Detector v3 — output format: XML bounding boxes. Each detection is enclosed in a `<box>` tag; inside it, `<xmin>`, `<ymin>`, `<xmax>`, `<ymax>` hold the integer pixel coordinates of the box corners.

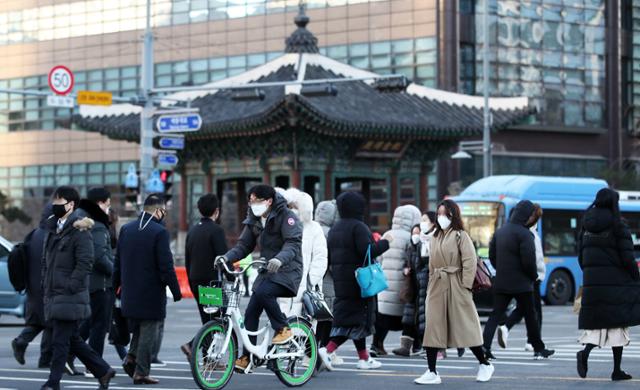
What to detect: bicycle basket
<box><xmin>198</xmin><ymin>281</ymin><xmax>240</xmax><ymax>311</ymax></box>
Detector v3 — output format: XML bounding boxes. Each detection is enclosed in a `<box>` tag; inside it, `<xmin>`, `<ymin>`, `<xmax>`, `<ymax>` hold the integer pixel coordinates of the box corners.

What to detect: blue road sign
<box><xmin>157</xmin><ymin>113</ymin><xmax>202</xmax><ymax>133</ymax></box>
<box><xmin>158</xmin><ymin>153</ymin><xmax>179</xmax><ymax>166</ymax></box>
<box><xmin>159</xmin><ymin>137</ymin><xmax>185</xmax><ymax>150</ymax></box>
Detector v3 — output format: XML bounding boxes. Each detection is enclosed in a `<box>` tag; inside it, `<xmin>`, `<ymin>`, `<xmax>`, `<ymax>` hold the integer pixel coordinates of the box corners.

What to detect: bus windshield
<box><xmin>459</xmin><ymin>202</ymin><xmax>504</xmax><ymax>258</ymax></box>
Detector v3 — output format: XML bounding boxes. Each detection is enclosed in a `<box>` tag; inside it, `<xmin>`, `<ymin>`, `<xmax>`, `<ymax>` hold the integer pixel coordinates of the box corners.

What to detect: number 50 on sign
<box><xmin>48</xmin><ymin>65</ymin><xmax>74</xmax><ymax>96</ymax></box>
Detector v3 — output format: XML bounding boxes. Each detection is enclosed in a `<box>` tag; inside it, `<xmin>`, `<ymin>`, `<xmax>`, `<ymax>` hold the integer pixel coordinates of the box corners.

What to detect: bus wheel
<box><xmin>544</xmin><ymin>270</ymin><xmax>574</xmax><ymax>306</ymax></box>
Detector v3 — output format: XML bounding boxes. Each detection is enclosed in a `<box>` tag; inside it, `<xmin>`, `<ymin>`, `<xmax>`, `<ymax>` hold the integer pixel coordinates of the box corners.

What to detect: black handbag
<box><xmin>302</xmin><ymin>276</ymin><xmax>333</xmax><ymax>321</ymax></box>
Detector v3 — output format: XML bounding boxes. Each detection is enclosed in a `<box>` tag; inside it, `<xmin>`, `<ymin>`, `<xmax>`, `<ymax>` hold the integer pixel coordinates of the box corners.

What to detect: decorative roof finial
<box><xmin>285</xmin><ymin>1</ymin><xmax>319</xmax><ymax>53</ymax></box>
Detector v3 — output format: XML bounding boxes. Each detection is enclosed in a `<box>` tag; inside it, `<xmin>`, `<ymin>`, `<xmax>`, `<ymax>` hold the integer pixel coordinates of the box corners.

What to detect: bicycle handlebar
<box><xmin>215</xmin><ymin>257</ymin><xmax>267</xmax><ymax>275</ymax></box>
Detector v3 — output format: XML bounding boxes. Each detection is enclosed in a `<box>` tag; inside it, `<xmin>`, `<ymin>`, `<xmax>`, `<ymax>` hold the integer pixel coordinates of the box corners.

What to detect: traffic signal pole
<box><xmin>139</xmin><ymin>0</ymin><xmax>155</xmax><ymax>201</ymax></box>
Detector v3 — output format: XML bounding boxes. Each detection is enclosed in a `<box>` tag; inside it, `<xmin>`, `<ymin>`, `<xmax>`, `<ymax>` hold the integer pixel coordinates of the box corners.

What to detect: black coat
<box><xmin>225</xmin><ymin>193</ymin><xmax>303</xmax><ymax>297</ymax></box>
<box><xmin>489</xmin><ymin>200</ymin><xmax>537</xmax><ymax>294</ymax></box>
<box><xmin>578</xmin><ymin>207</ymin><xmax>640</xmax><ymax>330</ymax></box>
<box><xmin>328</xmin><ymin>192</ymin><xmax>390</xmax><ymax>327</ymax></box>
<box><xmin>78</xmin><ymin>200</ymin><xmax>113</xmax><ymax>293</ymax></box>
<box><xmin>24</xmin><ymin>227</ymin><xmax>45</xmax><ymax>326</ymax></box>
<box><xmin>114</xmin><ymin>215</ymin><xmax>181</xmax><ymax>321</ymax></box>
<box><xmin>401</xmin><ymin>242</ymin><xmax>428</xmax><ymax>334</ymax></box>
<box><xmin>42</xmin><ymin>210</ymin><xmax>94</xmax><ymax>322</ymax></box>
<box><xmin>185</xmin><ymin>218</ymin><xmax>228</xmax><ymax>283</ymax></box>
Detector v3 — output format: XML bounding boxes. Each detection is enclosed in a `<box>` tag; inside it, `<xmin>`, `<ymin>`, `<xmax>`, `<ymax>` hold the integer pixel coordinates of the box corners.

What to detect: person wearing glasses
<box><xmin>217</xmin><ymin>184</ymin><xmax>303</xmax><ymax>372</ymax></box>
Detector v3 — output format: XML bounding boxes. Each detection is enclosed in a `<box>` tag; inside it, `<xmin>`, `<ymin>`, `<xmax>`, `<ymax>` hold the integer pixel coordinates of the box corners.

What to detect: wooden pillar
<box><xmin>390</xmin><ymin>169</ymin><xmax>398</xmax><ymax>212</ymax></box>
<box><xmin>291</xmin><ymin>169</ymin><xmax>301</xmax><ymax>188</ymax></box>
<box><xmin>205</xmin><ymin>174</ymin><xmax>213</xmax><ymax>193</ymax></box>
<box><xmin>324</xmin><ymin>166</ymin><xmax>333</xmax><ymax>200</ymax></box>
<box><xmin>420</xmin><ymin>164</ymin><xmax>429</xmax><ymax>212</ymax></box>
<box><xmin>179</xmin><ymin>172</ymin><xmax>188</xmax><ymax>231</ymax></box>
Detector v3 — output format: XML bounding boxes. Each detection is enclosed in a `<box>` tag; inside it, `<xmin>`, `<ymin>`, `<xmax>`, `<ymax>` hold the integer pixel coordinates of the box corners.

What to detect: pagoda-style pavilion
<box><xmin>74</xmin><ymin>9</ymin><xmax>532</xmax><ymax>237</ymax></box>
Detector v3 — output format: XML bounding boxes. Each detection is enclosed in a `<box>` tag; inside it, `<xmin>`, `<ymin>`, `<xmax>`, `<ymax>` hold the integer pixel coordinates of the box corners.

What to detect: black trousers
<box><xmin>46</xmin><ymin>319</ymin><xmax>110</xmax><ymax>389</ymax></box>
<box><xmin>373</xmin><ymin>313</ymin><xmax>402</xmax><ymax>345</ymax></box>
<box><xmin>504</xmin><ymin>281</ymin><xmax>543</xmax><ymax>343</ymax></box>
<box><xmin>79</xmin><ymin>288</ymin><xmax>113</xmax><ymax>357</ymax></box>
<box><xmin>243</xmin><ymin>280</ymin><xmax>289</xmax><ymax>356</ymax></box>
<box><xmin>15</xmin><ymin>324</ymin><xmax>52</xmax><ymax>365</ymax></box>
<box><xmin>483</xmin><ymin>291</ymin><xmax>545</xmax><ymax>352</ymax></box>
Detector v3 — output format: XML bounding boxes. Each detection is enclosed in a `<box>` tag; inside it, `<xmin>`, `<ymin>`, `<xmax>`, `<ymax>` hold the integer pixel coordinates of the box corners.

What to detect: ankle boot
<box><xmin>392</xmin><ymin>336</ymin><xmax>414</xmax><ymax>357</ymax></box>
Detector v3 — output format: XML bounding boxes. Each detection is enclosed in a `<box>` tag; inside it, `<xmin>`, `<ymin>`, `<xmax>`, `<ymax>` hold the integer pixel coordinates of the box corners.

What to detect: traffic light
<box><xmin>160</xmin><ymin>170</ymin><xmax>174</xmax><ymax>203</ymax></box>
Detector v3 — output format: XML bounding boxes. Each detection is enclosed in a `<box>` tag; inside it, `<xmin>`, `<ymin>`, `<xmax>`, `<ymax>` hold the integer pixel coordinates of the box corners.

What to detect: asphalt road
<box><xmin>0</xmin><ymin>299</ymin><xmax>638</xmax><ymax>390</ymax></box>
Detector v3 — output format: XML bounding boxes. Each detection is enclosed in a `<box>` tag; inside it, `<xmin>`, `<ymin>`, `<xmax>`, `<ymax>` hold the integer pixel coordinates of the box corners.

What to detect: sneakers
<box><xmin>497</xmin><ymin>325</ymin><xmax>509</xmax><ymax>349</ymax></box>
<box><xmin>611</xmin><ymin>370</ymin><xmax>633</xmax><ymax>381</ymax></box>
<box><xmin>484</xmin><ymin>349</ymin><xmax>497</xmax><ymax>361</ymax></box>
<box><xmin>64</xmin><ymin>358</ymin><xmax>82</xmax><ymax>376</ymax></box>
<box><xmin>318</xmin><ymin>347</ymin><xmax>334</xmax><ymax>371</ymax></box>
<box><xmin>234</xmin><ymin>355</ymin><xmax>251</xmax><ymax>372</ymax></box>
<box><xmin>330</xmin><ymin>352</ymin><xmax>344</xmax><ymax>366</ymax></box>
<box><xmin>272</xmin><ymin>327</ymin><xmax>293</xmax><ymax>345</ymax></box>
<box><xmin>356</xmin><ymin>357</ymin><xmax>382</xmax><ymax>370</ymax></box>
<box><xmin>414</xmin><ymin>370</ymin><xmax>442</xmax><ymax>385</ymax></box>
<box><xmin>369</xmin><ymin>343</ymin><xmax>388</xmax><ymax>357</ymax></box>
<box><xmin>524</xmin><ymin>343</ymin><xmax>534</xmax><ymax>352</ymax></box>
<box><xmin>533</xmin><ymin>349</ymin><xmax>555</xmax><ymax>360</ymax></box>
<box><xmin>11</xmin><ymin>339</ymin><xmax>26</xmax><ymax>365</ymax></box>
<box><xmin>476</xmin><ymin>363</ymin><xmax>495</xmax><ymax>382</ymax></box>
<box><xmin>576</xmin><ymin>350</ymin><xmax>588</xmax><ymax>378</ymax></box>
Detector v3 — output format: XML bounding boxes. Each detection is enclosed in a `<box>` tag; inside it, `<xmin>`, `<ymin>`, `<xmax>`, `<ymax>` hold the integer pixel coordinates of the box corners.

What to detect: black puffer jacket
<box><xmin>42</xmin><ymin>210</ymin><xmax>94</xmax><ymax>322</ymax></box>
<box><xmin>24</xmin><ymin>205</ymin><xmax>51</xmax><ymax>326</ymax></box>
<box><xmin>489</xmin><ymin>200</ymin><xmax>537</xmax><ymax>294</ymax></box>
<box><xmin>225</xmin><ymin>193</ymin><xmax>303</xmax><ymax>297</ymax></box>
<box><xmin>78</xmin><ymin>199</ymin><xmax>113</xmax><ymax>293</ymax></box>
<box><xmin>401</xmin><ymin>242</ymin><xmax>428</xmax><ymax>334</ymax></box>
<box><xmin>328</xmin><ymin>192</ymin><xmax>390</xmax><ymax>327</ymax></box>
<box><xmin>578</xmin><ymin>207</ymin><xmax>640</xmax><ymax>330</ymax></box>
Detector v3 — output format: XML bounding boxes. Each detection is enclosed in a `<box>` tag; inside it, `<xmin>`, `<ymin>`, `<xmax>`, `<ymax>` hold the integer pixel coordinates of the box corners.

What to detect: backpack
<box><xmin>7</xmin><ymin>230</ymin><xmax>34</xmax><ymax>292</ymax></box>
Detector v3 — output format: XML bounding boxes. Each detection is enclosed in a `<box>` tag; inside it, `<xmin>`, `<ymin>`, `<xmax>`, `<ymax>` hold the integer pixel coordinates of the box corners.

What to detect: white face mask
<box><xmin>251</xmin><ymin>202</ymin><xmax>269</xmax><ymax>217</ymax></box>
<box><xmin>411</xmin><ymin>234</ymin><xmax>421</xmax><ymax>245</ymax></box>
<box><xmin>420</xmin><ymin>222</ymin><xmax>433</xmax><ymax>234</ymax></box>
<box><xmin>437</xmin><ymin>215</ymin><xmax>452</xmax><ymax>230</ymax></box>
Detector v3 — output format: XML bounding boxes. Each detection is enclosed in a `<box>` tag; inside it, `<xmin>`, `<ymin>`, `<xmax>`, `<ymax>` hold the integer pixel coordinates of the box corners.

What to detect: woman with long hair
<box><xmin>415</xmin><ymin>200</ymin><xmax>493</xmax><ymax>385</ymax></box>
<box><xmin>576</xmin><ymin>188</ymin><xmax>640</xmax><ymax>381</ymax></box>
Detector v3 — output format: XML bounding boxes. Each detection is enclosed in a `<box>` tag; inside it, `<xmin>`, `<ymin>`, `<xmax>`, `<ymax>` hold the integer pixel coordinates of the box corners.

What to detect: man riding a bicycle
<box><xmin>217</xmin><ymin>184</ymin><xmax>303</xmax><ymax>372</ymax></box>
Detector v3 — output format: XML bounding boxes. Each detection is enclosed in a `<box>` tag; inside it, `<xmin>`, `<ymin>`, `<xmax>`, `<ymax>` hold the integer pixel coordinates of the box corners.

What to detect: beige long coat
<box><xmin>423</xmin><ymin>228</ymin><xmax>483</xmax><ymax>348</ymax></box>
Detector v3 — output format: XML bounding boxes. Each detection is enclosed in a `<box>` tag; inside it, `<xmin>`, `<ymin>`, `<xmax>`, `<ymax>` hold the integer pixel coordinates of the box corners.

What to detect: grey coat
<box><xmin>42</xmin><ymin>210</ymin><xmax>94</xmax><ymax>322</ymax></box>
<box><xmin>315</xmin><ymin>200</ymin><xmax>339</xmax><ymax>310</ymax></box>
<box><xmin>225</xmin><ymin>193</ymin><xmax>303</xmax><ymax>297</ymax></box>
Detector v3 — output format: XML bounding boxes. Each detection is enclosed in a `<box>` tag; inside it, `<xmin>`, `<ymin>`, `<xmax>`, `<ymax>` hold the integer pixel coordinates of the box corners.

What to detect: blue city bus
<box><xmin>452</xmin><ymin>175</ymin><xmax>640</xmax><ymax>309</ymax></box>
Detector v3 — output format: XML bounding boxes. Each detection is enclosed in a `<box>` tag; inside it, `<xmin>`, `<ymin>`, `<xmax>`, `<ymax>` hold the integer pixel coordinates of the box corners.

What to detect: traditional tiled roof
<box><xmin>73</xmin><ymin>11</ymin><xmax>533</xmax><ymax>143</ymax></box>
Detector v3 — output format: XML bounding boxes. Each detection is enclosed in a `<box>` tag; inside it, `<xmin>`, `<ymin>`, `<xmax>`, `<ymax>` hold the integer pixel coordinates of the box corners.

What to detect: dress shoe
<box><xmin>122</xmin><ymin>357</ymin><xmax>136</xmax><ymax>378</ymax></box>
<box><xmin>180</xmin><ymin>343</ymin><xmax>192</xmax><ymax>359</ymax></box>
<box><xmin>98</xmin><ymin>368</ymin><xmax>116</xmax><ymax>389</ymax></box>
<box><xmin>11</xmin><ymin>338</ymin><xmax>26</xmax><ymax>365</ymax></box>
<box><xmin>133</xmin><ymin>374</ymin><xmax>160</xmax><ymax>385</ymax></box>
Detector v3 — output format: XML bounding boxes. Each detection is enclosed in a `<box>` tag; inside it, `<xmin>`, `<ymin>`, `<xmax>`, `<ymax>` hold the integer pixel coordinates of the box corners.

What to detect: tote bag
<box><xmin>355</xmin><ymin>244</ymin><xmax>388</xmax><ymax>298</ymax></box>
<box><xmin>302</xmin><ymin>275</ymin><xmax>334</xmax><ymax>321</ymax></box>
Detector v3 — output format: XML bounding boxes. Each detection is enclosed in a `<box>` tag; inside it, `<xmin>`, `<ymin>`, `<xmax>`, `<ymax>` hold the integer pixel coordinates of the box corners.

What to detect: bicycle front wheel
<box><xmin>190</xmin><ymin>320</ymin><xmax>237</xmax><ymax>390</ymax></box>
<box><xmin>274</xmin><ymin>318</ymin><xmax>318</xmax><ymax>387</ymax></box>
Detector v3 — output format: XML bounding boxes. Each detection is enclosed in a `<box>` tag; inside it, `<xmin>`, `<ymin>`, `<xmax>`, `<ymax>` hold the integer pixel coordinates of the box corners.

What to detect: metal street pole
<box><xmin>140</xmin><ymin>0</ymin><xmax>154</xmax><ymax>201</ymax></box>
<box><xmin>482</xmin><ymin>0</ymin><xmax>492</xmax><ymax>177</ymax></box>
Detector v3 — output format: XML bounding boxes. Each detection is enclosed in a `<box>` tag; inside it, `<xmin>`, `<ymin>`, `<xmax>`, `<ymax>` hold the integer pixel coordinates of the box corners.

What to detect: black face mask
<box><xmin>52</xmin><ymin>203</ymin><xmax>69</xmax><ymax>219</ymax></box>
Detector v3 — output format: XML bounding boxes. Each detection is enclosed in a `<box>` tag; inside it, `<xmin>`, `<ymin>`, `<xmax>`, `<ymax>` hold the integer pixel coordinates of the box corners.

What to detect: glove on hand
<box><xmin>267</xmin><ymin>258</ymin><xmax>282</xmax><ymax>273</ymax></box>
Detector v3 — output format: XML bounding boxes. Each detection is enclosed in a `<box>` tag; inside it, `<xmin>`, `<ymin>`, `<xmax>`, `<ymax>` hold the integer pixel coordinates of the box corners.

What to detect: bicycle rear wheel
<box><xmin>274</xmin><ymin>318</ymin><xmax>318</xmax><ymax>387</ymax></box>
<box><xmin>190</xmin><ymin>320</ymin><xmax>237</xmax><ymax>390</ymax></box>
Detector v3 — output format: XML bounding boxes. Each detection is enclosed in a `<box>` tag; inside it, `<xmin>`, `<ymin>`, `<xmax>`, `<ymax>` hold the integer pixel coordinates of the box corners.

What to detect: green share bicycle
<box><xmin>189</xmin><ymin>258</ymin><xmax>318</xmax><ymax>389</ymax></box>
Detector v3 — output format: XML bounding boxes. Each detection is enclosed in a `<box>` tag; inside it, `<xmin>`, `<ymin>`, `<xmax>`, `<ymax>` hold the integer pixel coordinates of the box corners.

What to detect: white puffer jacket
<box><xmin>377</xmin><ymin>204</ymin><xmax>422</xmax><ymax>317</ymax></box>
<box><xmin>278</xmin><ymin>188</ymin><xmax>328</xmax><ymax>317</ymax></box>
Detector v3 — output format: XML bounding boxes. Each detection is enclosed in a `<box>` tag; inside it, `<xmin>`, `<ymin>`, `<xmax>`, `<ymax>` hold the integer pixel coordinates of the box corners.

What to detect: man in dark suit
<box><xmin>114</xmin><ymin>194</ymin><xmax>182</xmax><ymax>385</ymax></box>
<box><xmin>180</xmin><ymin>194</ymin><xmax>227</xmax><ymax>359</ymax></box>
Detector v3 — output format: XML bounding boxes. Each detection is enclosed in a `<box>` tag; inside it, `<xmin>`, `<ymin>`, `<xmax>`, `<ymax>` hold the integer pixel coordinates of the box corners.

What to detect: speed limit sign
<box><xmin>48</xmin><ymin>65</ymin><xmax>74</xmax><ymax>95</ymax></box>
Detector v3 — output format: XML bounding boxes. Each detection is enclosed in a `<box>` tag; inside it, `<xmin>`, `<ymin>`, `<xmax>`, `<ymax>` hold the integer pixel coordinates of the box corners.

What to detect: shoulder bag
<box><xmin>302</xmin><ymin>275</ymin><xmax>333</xmax><ymax>321</ymax></box>
<box><xmin>355</xmin><ymin>244</ymin><xmax>389</xmax><ymax>298</ymax></box>
<box><xmin>456</xmin><ymin>231</ymin><xmax>492</xmax><ymax>293</ymax></box>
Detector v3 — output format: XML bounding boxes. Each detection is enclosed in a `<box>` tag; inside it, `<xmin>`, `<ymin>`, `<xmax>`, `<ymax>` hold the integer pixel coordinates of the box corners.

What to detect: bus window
<box><xmin>542</xmin><ymin>210</ymin><xmax>583</xmax><ymax>256</ymax></box>
<box><xmin>621</xmin><ymin>212</ymin><xmax>640</xmax><ymax>258</ymax></box>
<box><xmin>459</xmin><ymin>202</ymin><xmax>504</xmax><ymax>258</ymax></box>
